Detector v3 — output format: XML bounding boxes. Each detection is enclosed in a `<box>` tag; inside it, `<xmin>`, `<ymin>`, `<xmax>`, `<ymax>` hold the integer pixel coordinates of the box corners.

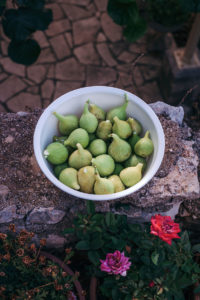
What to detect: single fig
<box><xmin>54</xmin><ymin>162</ymin><xmax>68</xmax><ymax>178</ymax></box>
<box><xmin>108</xmin><ymin>133</ymin><xmax>131</xmax><ymax>162</ymax></box>
<box><xmin>106</xmin><ymin>93</ymin><xmax>129</xmax><ymax>123</ymax></box>
<box><xmin>68</xmin><ymin>143</ymin><xmax>92</xmax><ymax>169</ymax></box>
<box><xmin>124</xmin><ymin>154</ymin><xmax>147</xmax><ymax>172</ymax></box>
<box><xmin>127</xmin><ymin>117</ymin><xmax>142</xmax><ymax>135</ymax></box>
<box><xmin>53</xmin><ymin>112</ymin><xmax>78</xmax><ymax>135</ymax></box>
<box><xmin>134</xmin><ymin>131</ymin><xmax>154</xmax><ymax>157</ymax></box>
<box><xmin>109</xmin><ymin>175</ymin><xmax>125</xmax><ymax>192</ymax></box>
<box><xmin>44</xmin><ymin>142</ymin><xmax>68</xmax><ymax>165</ymax></box>
<box><xmin>77</xmin><ymin>166</ymin><xmax>95</xmax><ymax>194</ymax></box>
<box><xmin>89</xmin><ymin>139</ymin><xmax>107</xmax><ymax>157</ymax></box>
<box><xmin>59</xmin><ymin>168</ymin><xmax>80</xmax><ymax>190</ymax></box>
<box><xmin>64</xmin><ymin>128</ymin><xmax>89</xmax><ymax>149</ymax></box>
<box><xmin>96</xmin><ymin>120</ymin><xmax>112</xmax><ymax>140</ymax></box>
<box><xmin>120</xmin><ymin>163</ymin><xmax>143</xmax><ymax>187</ymax></box>
<box><xmin>79</xmin><ymin>101</ymin><xmax>98</xmax><ymax>133</ymax></box>
<box><xmin>92</xmin><ymin>154</ymin><xmax>115</xmax><ymax>177</ymax></box>
<box><xmin>112</xmin><ymin>116</ymin><xmax>132</xmax><ymax>139</ymax></box>
<box><xmin>88</xmin><ymin>101</ymin><xmax>106</xmax><ymax>122</ymax></box>
<box><xmin>94</xmin><ymin>172</ymin><xmax>114</xmax><ymax>195</ymax></box>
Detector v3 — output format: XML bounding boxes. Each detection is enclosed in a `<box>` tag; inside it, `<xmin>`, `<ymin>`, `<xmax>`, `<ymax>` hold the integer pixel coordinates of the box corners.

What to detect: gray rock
<box><xmin>46</xmin><ymin>234</ymin><xmax>67</xmax><ymax>249</ymax></box>
<box><xmin>150</xmin><ymin>101</ymin><xmax>184</xmax><ymax>125</ymax></box>
<box><xmin>0</xmin><ymin>205</ymin><xmax>25</xmax><ymax>223</ymax></box>
<box><xmin>26</xmin><ymin>207</ymin><xmax>66</xmax><ymax>225</ymax></box>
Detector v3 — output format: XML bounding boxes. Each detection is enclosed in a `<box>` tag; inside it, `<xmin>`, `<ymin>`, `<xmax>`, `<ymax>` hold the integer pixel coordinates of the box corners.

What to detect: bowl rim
<box><xmin>33</xmin><ymin>86</ymin><xmax>165</xmax><ymax>201</ymax></box>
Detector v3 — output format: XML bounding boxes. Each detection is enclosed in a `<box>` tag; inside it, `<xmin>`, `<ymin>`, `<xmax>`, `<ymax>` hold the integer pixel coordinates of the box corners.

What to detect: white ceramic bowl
<box><xmin>33</xmin><ymin>86</ymin><xmax>165</xmax><ymax>201</ymax></box>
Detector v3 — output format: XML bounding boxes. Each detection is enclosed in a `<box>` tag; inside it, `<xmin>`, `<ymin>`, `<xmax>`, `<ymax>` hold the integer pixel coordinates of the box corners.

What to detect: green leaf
<box><xmin>16</xmin><ymin>0</ymin><xmax>45</xmax><ymax>9</ymax></box>
<box><xmin>123</xmin><ymin>17</ymin><xmax>147</xmax><ymax>42</ymax></box>
<box><xmin>86</xmin><ymin>200</ymin><xmax>95</xmax><ymax>214</ymax></box>
<box><xmin>76</xmin><ymin>240</ymin><xmax>90</xmax><ymax>250</ymax></box>
<box><xmin>105</xmin><ymin>212</ymin><xmax>116</xmax><ymax>227</ymax></box>
<box><xmin>8</xmin><ymin>39</ymin><xmax>41</xmax><ymax>65</ymax></box>
<box><xmin>194</xmin><ymin>284</ymin><xmax>200</xmax><ymax>294</ymax></box>
<box><xmin>112</xmin><ymin>288</ymin><xmax>120</xmax><ymax>300</ymax></box>
<box><xmin>151</xmin><ymin>252</ymin><xmax>159</xmax><ymax>265</ymax></box>
<box><xmin>179</xmin><ymin>0</ymin><xmax>200</xmax><ymax>12</ymax></box>
<box><xmin>90</xmin><ymin>237</ymin><xmax>104</xmax><ymax>250</ymax></box>
<box><xmin>107</xmin><ymin>0</ymin><xmax>139</xmax><ymax>25</ymax></box>
<box><xmin>88</xmin><ymin>251</ymin><xmax>100</xmax><ymax>266</ymax></box>
<box><xmin>63</xmin><ymin>227</ymin><xmax>75</xmax><ymax>234</ymax></box>
<box><xmin>192</xmin><ymin>244</ymin><xmax>200</xmax><ymax>253</ymax></box>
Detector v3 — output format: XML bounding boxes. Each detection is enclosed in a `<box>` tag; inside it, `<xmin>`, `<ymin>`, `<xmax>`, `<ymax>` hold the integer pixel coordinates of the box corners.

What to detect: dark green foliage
<box><xmin>179</xmin><ymin>0</ymin><xmax>200</xmax><ymax>12</ymax></box>
<box><xmin>64</xmin><ymin>203</ymin><xmax>200</xmax><ymax>299</ymax></box>
<box><xmin>8</xmin><ymin>39</ymin><xmax>41</xmax><ymax>65</ymax></box>
<box><xmin>0</xmin><ymin>0</ymin><xmax>6</xmax><ymax>15</ymax></box>
<box><xmin>16</xmin><ymin>0</ymin><xmax>45</xmax><ymax>9</ymax></box>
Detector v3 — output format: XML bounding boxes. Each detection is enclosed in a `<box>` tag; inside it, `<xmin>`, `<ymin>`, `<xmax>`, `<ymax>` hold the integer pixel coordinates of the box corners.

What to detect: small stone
<box><xmin>41</xmin><ymin>79</ymin><xmax>54</xmax><ymax>99</ymax></box>
<box><xmin>0</xmin><ymin>185</ymin><xmax>9</xmax><ymax>198</ymax></box>
<box><xmin>27</xmin><ymin>65</ymin><xmax>46</xmax><ymax>83</ymax></box>
<box><xmin>49</xmin><ymin>34</ymin><xmax>71</xmax><ymax>60</ymax></box>
<box><xmin>46</xmin><ymin>234</ymin><xmax>66</xmax><ymax>249</ymax></box>
<box><xmin>73</xmin><ymin>17</ymin><xmax>100</xmax><ymax>45</ymax></box>
<box><xmin>0</xmin><ymin>205</ymin><xmax>24</xmax><ymax>223</ymax></box>
<box><xmin>5</xmin><ymin>135</ymin><xmax>14</xmax><ymax>143</ymax></box>
<box><xmin>46</xmin><ymin>3</ymin><xmax>64</xmax><ymax>20</ymax></box>
<box><xmin>109</xmin><ymin>42</ymin><xmax>127</xmax><ymax>56</ymax></box>
<box><xmin>58</xmin><ymin>0</ymin><xmax>90</xmax><ymax>6</ymax></box>
<box><xmin>27</xmin><ymin>86</ymin><xmax>39</xmax><ymax>94</ymax></box>
<box><xmin>118</xmin><ymin>51</ymin><xmax>137</xmax><ymax>63</ymax></box>
<box><xmin>150</xmin><ymin>102</ymin><xmax>184</xmax><ymax>125</ymax></box>
<box><xmin>132</xmin><ymin>66</ymin><xmax>144</xmax><ymax>86</ymax></box>
<box><xmin>1</xmin><ymin>40</ymin><xmax>8</xmax><ymax>55</ymax></box>
<box><xmin>0</xmin><ymin>76</ymin><xmax>27</xmax><ymax>102</ymax></box>
<box><xmin>47</xmin><ymin>64</ymin><xmax>55</xmax><ymax>78</ymax></box>
<box><xmin>86</xmin><ymin>66</ymin><xmax>117</xmax><ymax>85</ymax></box>
<box><xmin>140</xmin><ymin>66</ymin><xmax>159</xmax><ymax>81</ymax></box>
<box><xmin>129</xmin><ymin>43</ymin><xmax>144</xmax><ymax>54</ymax></box>
<box><xmin>0</xmin><ymin>104</ymin><xmax>6</xmax><ymax>112</ymax></box>
<box><xmin>46</xmin><ymin>19</ymin><xmax>71</xmax><ymax>37</ymax></box>
<box><xmin>137</xmin><ymin>54</ymin><xmax>162</xmax><ymax>67</ymax></box>
<box><xmin>7</xmin><ymin>93</ymin><xmax>41</xmax><ymax>112</ymax></box>
<box><xmin>61</xmin><ymin>4</ymin><xmax>93</xmax><ymax>21</ymax></box>
<box><xmin>22</xmin><ymin>78</ymin><xmax>35</xmax><ymax>86</ymax></box>
<box><xmin>95</xmin><ymin>0</ymin><xmax>107</xmax><ymax>11</ymax></box>
<box><xmin>101</xmin><ymin>13</ymin><xmax>122</xmax><ymax>42</ymax></box>
<box><xmin>54</xmin><ymin>81</ymin><xmax>83</xmax><ymax>99</ymax></box>
<box><xmin>96</xmin><ymin>43</ymin><xmax>117</xmax><ymax>66</ymax></box>
<box><xmin>0</xmin><ymin>58</ymin><xmax>25</xmax><ymax>77</ymax></box>
<box><xmin>36</xmin><ymin>48</ymin><xmax>56</xmax><ymax>63</ymax></box>
<box><xmin>43</xmin><ymin>99</ymin><xmax>51</xmax><ymax>108</ymax></box>
<box><xmin>0</xmin><ymin>73</ymin><xmax>8</xmax><ymax>82</ymax></box>
<box><xmin>30</xmin><ymin>154</ymin><xmax>42</xmax><ymax>175</ymax></box>
<box><xmin>74</xmin><ymin>43</ymin><xmax>100</xmax><ymax>65</ymax></box>
<box><xmin>118</xmin><ymin>72</ymin><xmax>133</xmax><ymax>87</ymax></box>
<box><xmin>55</xmin><ymin>58</ymin><xmax>85</xmax><ymax>81</ymax></box>
<box><xmin>65</xmin><ymin>32</ymin><xmax>73</xmax><ymax>48</ymax></box>
<box><xmin>33</xmin><ymin>31</ymin><xmax>49</xmax><ymax>48</ymax></box>
<box><xmin>97</xmin><ymin>32</ymin><xmax>107</xmax><ymax>42</ymax></box>
<box><xmin>137</xmin><ymin>81</ymin><xmax>162</xmax><ymax>104</ymax></box>
<box><xmin>26</xmin><ymin>207</ymin><xmax>65</xmax><ymax>225</ymax></box>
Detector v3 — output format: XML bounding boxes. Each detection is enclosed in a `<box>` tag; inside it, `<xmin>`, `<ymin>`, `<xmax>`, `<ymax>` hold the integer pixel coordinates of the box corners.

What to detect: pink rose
<box><xmin>100</xmin><ymin>250</ymin><xmax>131</xmax><ymax>276</ymax></box>
<box><xmin>149</xmin><ymin>281</ymin><xmax>155</xmax><ymax>287</ymax></box>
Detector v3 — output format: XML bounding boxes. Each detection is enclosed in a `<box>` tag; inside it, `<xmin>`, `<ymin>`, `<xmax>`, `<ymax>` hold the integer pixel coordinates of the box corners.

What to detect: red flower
<box><xmin>150</xmin><ymin>214</ymin><xmax>181</xmax><ymax>245</ymax></box>
<box><xmin>149</xmin><ymin>281</ymin><xmax>155</xmax><ymax>287</ymax></box>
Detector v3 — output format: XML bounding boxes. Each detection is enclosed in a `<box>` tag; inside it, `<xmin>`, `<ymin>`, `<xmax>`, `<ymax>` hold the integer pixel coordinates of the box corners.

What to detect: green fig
<box><xmin>53</xmin><ymin>135</ymin><xmax>67</xmax><ymax>144</ymax></box>
<box><xmin>108</xmin><ymin>175</ymin><xmax>125</xmax><ymax>192</ymax></box>
<box><xmin>134</xmin><ymin>131</ymin><xmax>154</xmax><ymax>157</ymax></box>
<box><xmin>96</xmin><ymin>120</ymin><xmax>112</xmax><ymax>140</ymax></box>
<box><xmin>89</xmin><ymin>139</ymin><xmax>107</xmax><ymax>157</ymax></box>
<box><xmin>77</xmin><ymin>166</ymin><xmax>95</xmax><ymax>194</ymax></box>
<box><xmin>79</xmin><ymin>101</ymin><xmax>98</xmax><ymax>133</ymax></box>
<box><xmin>54</xmin><ymin>162</ymin><xmax>68</xmax><ymax>178</ymax></box>
<box><xmin>124</xmin><ymin>154</ymin><xmax>147</xmax><ymax>172</ymax></box>
<box><xmin>53</xmin><ymin>112</ymin><xmax>78</xmax><ymax>135</ymax></box>
<box><xmin>88</xmin><ymin>133</ymin><xmax>96</xmax><ymax>142</ymax></box>
<box><xmin>94</xmin><ymin>172</ymin><xmax>114</xmax><ymax>195</ymax></box>
<box><xmin>68</xmin><ymin>143</ymin><xmax>92</xmax><ymax>169</ymax></box>
<box><xmin>89</xmin><ymin>102</ymin><xmax>106</xmax><ymax>122</ymax></box>
<box><xmin>128</xmin><ymin>132</ymin><xmax>141</xmax><ymax>149</ymax></box>
<box><xmin>127</xmin><ymin>117</ymin><xmax>142</xmax><ymax>135</ymax></box>
<box><xmin>108</xmin><ymin>133</ymin><xmax>131</xmax><ymax>162</ymax></box>
<box><xmin>120</xmin><ymin>163</ymin><xmax>143</xmax><ymax>187</ymax></box>
<box><xmin>112</xmin><ymin>163</ymin><xmax>124</xmax><ymax>175</ymax></box>
<box><xmin>92</xmin><ymin>154</ymin><xmax>115</xmax><ymax>177</ymax></box>
<box><xmin>106</xmin><ymin>94</ymin><xmax>129</xmax><ymax>123</ymax></box>
<box><xmin>44</xmin><ymin>142</ymin><xmax>68</xmax><ymax>165</ymax></box>
<box><xmin>59</xmin><ymin>168</ymin><xmax>80</xmax><ymax>190</ymax></box>
<box><xmin>64</xmin><ymin>128</ymin><xmax>89</xmax><ymax>149</ymax></box>
<box><xmin>112</xmin><ymin>116</ymin><xmax>132</xmax><ymax>139</ymax></box>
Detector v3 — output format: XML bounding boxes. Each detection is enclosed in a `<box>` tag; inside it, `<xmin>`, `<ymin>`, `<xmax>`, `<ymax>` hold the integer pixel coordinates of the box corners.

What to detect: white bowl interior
<box><xmin>34</xmin><ymin>86</ymin><xmax>165</xmax><ymax>201</ymax></box>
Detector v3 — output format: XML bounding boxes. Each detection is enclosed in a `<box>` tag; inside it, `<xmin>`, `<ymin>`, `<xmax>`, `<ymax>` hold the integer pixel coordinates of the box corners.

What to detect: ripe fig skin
<box><xmin>53</xmin><ymin>112</ymin><xmax>78</xmax><ymax>135</ymax></box>
<box><xmin>127</xmin><ymin>117</ymin><xmax>142</xmax><ymax>135</ymax></box>
<box><xmin>109</xmin><ymin>175</ymin><xmax>125</xmax><ymax>192</ymax></box>
<box><xmin>79</xmin><ymin>101</ymin><xmax>98</xmax><ymax>133</ymax></box>
<box><xmin>112</xmin><ymin>116</ymin><xmax>132</xmax><ymax>139</ymax></box>
<box><xmin>54</xmin><ymin>162</ymin><xmax>68</xmax><ymax>178</ymax></box>
<box><xmin>134</xmin><ymin>131</ymin><xmax>154</xmax><ymax>158</ymax></box>
<box><xmin>44</xmin><ymin>142</ymin><xmax>68</xmax><ymax>165</ymax></box>
<box><xmin>68</xmin><ymin>143</ymin><xmax>92</xmax><ymax>170</ymax></box>
<box><xmin>120</xmin><ymin>163</ymin><xmax>143</xmax><ymax>187</ymax></box>
<box><xmin>89</xmin><ymin>102</ymin><xmax>106</xmax><ymax>122</ymax></box>
<box><xmin>89</xmin><ymin>139</ymin><xmax>107</xmax><ymax>157</ymax></box>
<box><xmin>94</xmin><ymin>173</ymin><xmax>115</xmax><ymax>195</ymax></box>
<box><xmin>59</xmin><ymin>168</ymin><xmax>80</xmax><ymax>190</ymax></box>
<box><xmin>96</xmin><ymin>120</ymin><xmax>112</xmax><ymax>141</ymax></box>
<box><xmin>106</xmin><ymin>93</ymin><xmax>129</xmax><ymax>123</ymax></box>
<box><xmin>92</xmin><ymin>154</ymin><xmax>115</xmax><ymax>177</ymax></box>
<box><xmin>64</xmin><ymin>128</ymin><xmax>89</xmax><ymax>149</ymax></box>
<box><xmin>124</xmin><ymin>154</ymin><xmax>147</xmax><ymax>172</ymax></box>
<box><xmin>108</xmin><ymin>133</ymin><xmax>131</xmax><ymax>162</ymax></box>
<box><xmin>78</xmin><ymin>166</ymin><xmax>95</xmax><ymax>194</ymax></box>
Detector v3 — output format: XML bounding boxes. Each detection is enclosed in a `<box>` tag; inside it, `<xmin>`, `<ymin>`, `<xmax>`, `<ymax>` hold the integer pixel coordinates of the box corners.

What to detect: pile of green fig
<box><xmin>43</xmin><ymin>94</ymin><xmax>154</xmax><ymax>195</ymax></box>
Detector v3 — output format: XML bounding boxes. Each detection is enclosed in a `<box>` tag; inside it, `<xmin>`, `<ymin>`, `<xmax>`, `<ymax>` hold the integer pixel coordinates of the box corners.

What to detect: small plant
<box><xmin>64</xmin><ymin>201</ymin><xmax>200</xmax><ymax>300</ymax></box>
<box><xmin>0</xmin><ymin>0</ymin><xmax>52</xmax><ymax>65</ymax></box>
<box><xmin>0</xmin><ymin>225</ymin><xmax>78</xmax><ymax>299</ymax></box>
